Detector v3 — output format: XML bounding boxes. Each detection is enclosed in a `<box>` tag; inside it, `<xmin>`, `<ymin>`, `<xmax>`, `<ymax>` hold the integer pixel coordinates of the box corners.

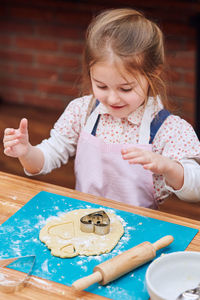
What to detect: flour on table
<box><xmin>39</xmin><ymin>209</ymin><xmax>124</xmax><ymax>258</ymax></box>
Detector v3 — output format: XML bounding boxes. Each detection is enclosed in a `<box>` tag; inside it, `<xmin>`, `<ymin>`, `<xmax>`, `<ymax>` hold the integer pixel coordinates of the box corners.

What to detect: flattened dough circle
<box><xmin>39</xmin><ymin>209</ymin><xmax>124</xmax><ymax>258</ymax></box>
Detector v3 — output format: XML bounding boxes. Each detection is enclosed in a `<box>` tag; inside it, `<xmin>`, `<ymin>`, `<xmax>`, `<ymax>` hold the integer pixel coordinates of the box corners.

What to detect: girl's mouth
<box><xmin>110</xmin><ymin>105</ymin><xmax>126</xmax><ymax>110</ymax></box>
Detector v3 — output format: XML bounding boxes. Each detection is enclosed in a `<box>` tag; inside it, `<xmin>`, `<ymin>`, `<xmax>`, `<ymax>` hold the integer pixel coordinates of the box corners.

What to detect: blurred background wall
<box><xmin>0</xmin><ymin>0</ymin><xmax>199</xmax><ymax>124</ymax></box>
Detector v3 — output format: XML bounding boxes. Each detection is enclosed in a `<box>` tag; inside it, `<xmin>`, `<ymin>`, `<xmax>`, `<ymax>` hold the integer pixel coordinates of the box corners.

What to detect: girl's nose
<box><xmin>107</xmin><ymin>91</ymin><xmax>120</xmax><ymax>105</ymax></box>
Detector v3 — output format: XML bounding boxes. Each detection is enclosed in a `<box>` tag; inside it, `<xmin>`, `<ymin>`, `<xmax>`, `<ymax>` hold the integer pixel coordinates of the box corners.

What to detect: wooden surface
<box><xmin>0</xmin><ymin>171</ymin><xmax>199</xmax><ymax>300</ymax></box>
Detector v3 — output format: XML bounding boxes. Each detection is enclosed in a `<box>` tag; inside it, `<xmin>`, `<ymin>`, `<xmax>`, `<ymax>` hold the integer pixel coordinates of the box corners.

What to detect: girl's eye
<box><xmin>120</xmin><ymin>88</ymin><xmax>132</xmax><ymax>92</ymax></box>
<box><xmin>97</xmin><ymin>85</ymin><xmax>107</xmax><ymax>89</ymax></box>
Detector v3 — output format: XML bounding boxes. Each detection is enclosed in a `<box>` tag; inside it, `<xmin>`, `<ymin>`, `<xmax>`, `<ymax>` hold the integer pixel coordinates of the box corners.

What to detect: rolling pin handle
<box><xmin>72</xmin><ymin>270</ymin><xmax>102</xmax><ymax>291</ymax></box>
<box><xmin>152</xmin><ymin>235</ymin><xmax>174</xmax><ymax>251</ymax></box>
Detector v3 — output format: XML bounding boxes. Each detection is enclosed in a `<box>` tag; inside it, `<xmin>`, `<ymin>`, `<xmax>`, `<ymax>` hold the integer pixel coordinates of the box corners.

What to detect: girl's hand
<box><xmin>121</xmin><ymin>146</ymin><xmax>184</xmax><ymax>190</ymax></box>
<box><xmin>121</xmin><ymin>146</ymin><xmax>171</xmax><ymax>175</ymax></box>
<box><xmin>3</xmin><ymin>118</ymin><xmax>30</xmax><ymax>158</ymax></box>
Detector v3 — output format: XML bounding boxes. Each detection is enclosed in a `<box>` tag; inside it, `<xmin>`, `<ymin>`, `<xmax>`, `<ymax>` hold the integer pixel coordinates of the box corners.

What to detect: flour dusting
<box><xmin>34</xmin><ymin>215</ymin><xmax>47</xmax><ymax>229</ymax></box>
<box><xmin>41</xmin><ymin>259</ymin><xmax>49</xmax><ymax>273</ymax></box>
<box><xmin>10</xmin><ymin>195</ymin><xmax>17</xmax><ymax>201</ymax></box>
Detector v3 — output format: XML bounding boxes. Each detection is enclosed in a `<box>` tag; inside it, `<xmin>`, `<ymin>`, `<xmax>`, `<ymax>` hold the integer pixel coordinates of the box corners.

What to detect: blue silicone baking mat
<box><xmin>0</xmin><ymin>191</ymin><xmax>198</xmax><ymax>300</ymax></box>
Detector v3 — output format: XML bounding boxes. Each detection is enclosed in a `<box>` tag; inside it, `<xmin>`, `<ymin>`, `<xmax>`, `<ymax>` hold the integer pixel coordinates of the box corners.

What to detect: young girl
<box><xmin>3</xmin><ymin>8</ymin><xmax>200</xmax><ymax>208</ymax></box>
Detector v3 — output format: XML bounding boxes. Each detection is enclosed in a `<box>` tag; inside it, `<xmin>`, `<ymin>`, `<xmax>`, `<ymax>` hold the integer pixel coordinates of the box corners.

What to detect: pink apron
<box><xmin>74</xmin><ymin>101</ymin><xmax>156</xmax><ymax>208</ymax></box>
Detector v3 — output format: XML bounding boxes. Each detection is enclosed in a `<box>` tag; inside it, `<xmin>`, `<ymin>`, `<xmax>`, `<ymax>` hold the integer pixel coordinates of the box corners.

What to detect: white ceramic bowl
<box><xmin>145</xmin><ymin>251</ymin><xmax>200</xmax><ymax>300</ymax></box>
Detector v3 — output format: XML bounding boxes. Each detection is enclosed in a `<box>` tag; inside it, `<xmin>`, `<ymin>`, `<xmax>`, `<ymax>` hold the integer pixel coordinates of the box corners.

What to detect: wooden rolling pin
<box><xmin>72</xmin><ymin>235</ymin><xmax>173</xmax><ymax>291</ymax></box>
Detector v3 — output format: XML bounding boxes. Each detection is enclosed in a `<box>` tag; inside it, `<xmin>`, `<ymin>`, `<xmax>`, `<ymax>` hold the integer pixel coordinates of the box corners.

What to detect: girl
<box><xmin>3</xmin><ymin>8</ymin><xmax>200</xmax><ymax>208</ymax></box>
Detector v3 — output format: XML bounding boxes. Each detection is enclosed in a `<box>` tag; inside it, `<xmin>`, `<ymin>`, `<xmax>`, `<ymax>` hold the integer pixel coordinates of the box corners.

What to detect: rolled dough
<box><xmin>39</xmin><ymin>209</ymin><xmax>124</xmax><ymax>258</ymax></box>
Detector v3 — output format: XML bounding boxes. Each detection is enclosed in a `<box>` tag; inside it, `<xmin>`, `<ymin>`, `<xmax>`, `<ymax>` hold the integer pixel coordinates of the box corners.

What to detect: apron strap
<box><xmin>91</xmin><ymin>100</ymin><xmax>100</xmax><ymax>136</ymax></box>
<box><xmin>149</xmin><ymin>109</ymin><xmax>171</xmax><ymax>144</ymax></box>
<box><xmin>90</xmin><ymin>99</ymin><xmax>100</xmax><ymax>115</ymax></box>
<box><xmin>91</xmin><ymin>114</ymin><xmax>101</xmax><ymax>136</ymax></box>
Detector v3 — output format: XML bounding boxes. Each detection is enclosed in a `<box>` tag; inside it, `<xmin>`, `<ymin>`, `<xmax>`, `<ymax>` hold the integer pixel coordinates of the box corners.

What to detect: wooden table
<box><xmin>0</xmin><ymin>171</ymin><xmax>199</xmax><ymax>300</ymax></box>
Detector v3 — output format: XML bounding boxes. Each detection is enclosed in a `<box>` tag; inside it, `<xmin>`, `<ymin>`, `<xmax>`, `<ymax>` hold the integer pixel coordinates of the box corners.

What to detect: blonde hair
<box><xmin>81</xmin><ymin>8</ymin><xmax>168</xmax><ymax>117</ymax></box>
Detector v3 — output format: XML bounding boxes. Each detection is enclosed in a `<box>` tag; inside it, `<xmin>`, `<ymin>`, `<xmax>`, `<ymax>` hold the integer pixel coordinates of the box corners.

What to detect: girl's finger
<box><xmin>122</xmin><ymin>150</ymin><xmax>146</xmax><ymax>160</ymax></box>
<box><xmin>128</xmin><ymin>156</ymin><xmax>152</xmax><ymax>165</ymax></box>
<box><xmin>122</xmin><ymin>152</ymin><xmax>141</xmax><ymax>159</ymax></box>
<box><xmin>19</xmin><ymin>118</ymin><xmax>28</xmax><ymax>134</ymax></box>
<box><xmin>122</xmin><ymin>146</ymin><xmax>140</xmax><ymax>154</ymax></box>
<box><xmin>4</xmin><ymin>147</ymin><xmax>11</xmax><ymax>155</ymax></box>
<box><xmin>143</xmin><ymin>163</ymin><xmax>152</xmax><ymax>170</ymax></box>
<box><xmin>4</xmin><ymin>139</ymin><xmax>19</xmax><ymax>148</ymax></box>
<box><xmin>3</xmin><ymin>133</ymin><xmax>18</xmax><ymax>143</ymax></box>
<box><xmin>4</xmin><ymin>128</ymin><xmax>15</xmax><ymax>135</ymax></box>
<box><xmin>128</xmin><ymin>158</ymin><xmax>143</xmax><ymax>164</ymax></box>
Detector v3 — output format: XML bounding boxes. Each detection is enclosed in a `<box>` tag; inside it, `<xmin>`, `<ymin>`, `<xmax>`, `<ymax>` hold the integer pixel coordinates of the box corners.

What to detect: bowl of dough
<box><xmin>145</xmin><ymin>251</ymin><xmax>200</xmax><ymax>300</ymax></box>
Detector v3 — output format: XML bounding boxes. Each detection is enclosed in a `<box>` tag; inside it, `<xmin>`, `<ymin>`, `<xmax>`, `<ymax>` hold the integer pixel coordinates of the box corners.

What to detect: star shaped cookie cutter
<box><xmin>80</xmin><ymin>210</ymin><xmax>110</xmax><ymax>235</ymax></box>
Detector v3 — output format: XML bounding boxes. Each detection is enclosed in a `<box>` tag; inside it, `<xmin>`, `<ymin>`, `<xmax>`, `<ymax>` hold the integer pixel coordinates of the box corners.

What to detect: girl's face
<box><xmin>90</xmin><ymin>62</ymin><xmax>149</xmax><ymax>118</ymax></box>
